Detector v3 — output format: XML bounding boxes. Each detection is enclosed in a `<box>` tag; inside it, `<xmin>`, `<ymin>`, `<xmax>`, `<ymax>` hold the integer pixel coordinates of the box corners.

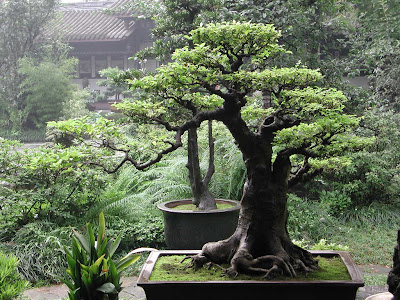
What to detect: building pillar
<box><xmin>91</xmin><ymin>55</ymin><xmax>96</xmax><ymax>78</ymax></box>
<box><xmin>124</xmin><ymin>55</ymin><xmax>128</xmax><ymax>70</ymax></box>
<box><xmin>107</xmin><ymin>55</ymin><xmax>112</xmax><ymax>68</ymax></box>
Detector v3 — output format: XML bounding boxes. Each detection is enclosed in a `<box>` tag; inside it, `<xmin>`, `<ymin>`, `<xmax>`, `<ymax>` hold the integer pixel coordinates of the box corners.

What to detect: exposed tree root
<box><xmin>184</xmin><ymin>237</ymin><xmax>319</xmax><ymax>279</ymax></box>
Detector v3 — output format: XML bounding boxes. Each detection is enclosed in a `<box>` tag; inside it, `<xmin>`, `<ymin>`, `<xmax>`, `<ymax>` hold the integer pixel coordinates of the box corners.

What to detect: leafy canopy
<box><xmin>53</xmin><ymin>22</ymin><xmax>369</xmax><ymax>175</ymax></box>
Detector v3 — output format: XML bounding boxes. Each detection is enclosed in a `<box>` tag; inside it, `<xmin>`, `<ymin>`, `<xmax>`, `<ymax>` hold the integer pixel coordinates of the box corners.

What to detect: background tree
<box><xmin>97</xmin><ymin>67</ymin><xmax>135</xmax><ymax>103</ymax></box>
<box><xmin>62</xmin><ymin>88</ymin><xmax>91</xmax><ymax>120</ymax></box>
<box><xmin>345</xmin><ymin>0</ymin><xmax>400</xmax><ymax>110</ymax></box>
<box><xmin>130</xmin><ymin>0</ymin><xmax>224</xmax><ymax>61</ymax></box>
<box><xmin>18</xmin><ymin>55</ymin><xmax>78</xmax><ymax>128</ymax></box>
<box><xmin>322</xmin><ymin>109</ymin><xmax>400</xmax><ymax>208</ymax></box>
<box><xmin>224</xmin><ymin>0</ymin><xmax>353</xmax><ymax>86</ymax></box>
<box><xmin>0</xmin><ymin>0</ymin><xmax>59</xmax><ymax>132</ymax></box>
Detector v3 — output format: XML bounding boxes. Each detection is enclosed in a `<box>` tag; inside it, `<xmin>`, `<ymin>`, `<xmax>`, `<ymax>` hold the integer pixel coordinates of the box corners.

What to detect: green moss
<box><xmin>172</xmin><ymin>203</ymin><xmax>234</xmax><ymax>211</ymax></box>
<box><xmin>150</xmin><ymin>255</ymin><xmax>351</xmax><ymax>281</ymax></box>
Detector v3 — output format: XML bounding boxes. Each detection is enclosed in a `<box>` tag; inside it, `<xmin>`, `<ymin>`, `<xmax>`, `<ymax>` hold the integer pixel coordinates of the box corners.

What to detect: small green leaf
<box><xmin>81</xmin><ymin>270</ymin><xmax>91</xmax><ymax>287</ymax></box>
<box><xmin>115</xmin><ymin>254</ymin><xmax>140</xmax><ymax>271</ymax></box>
<box><xmin>97</xmin><ymin>236</ymin><xmax>108</xmax><ymax>258</ymax></box>
<box><xmin>89</xmin><ymin>254</ymin><xmax>105</xmax><ymax>275</ymax></box>
<box><xmin>98</xmin><ymin>211</ymin><xmax>106</xmax><ymax>243</ymax></box>
<box><xmin>96</xmin><ymin>282</ymin><xmax>118</xmax><ymax>294</ymax></box>
<box><xmin>73</xmin><ymin>229</ymin><xmax>90</xmax><ymax>254</ymax></box>
<box><xmin>107</xmin><ymin>233</ymin><xmax>122</xmax><ymax>258</ymax></box>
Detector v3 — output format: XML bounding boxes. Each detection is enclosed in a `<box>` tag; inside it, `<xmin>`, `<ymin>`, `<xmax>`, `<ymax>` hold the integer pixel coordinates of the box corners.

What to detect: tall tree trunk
<box><xmin>186</xmin><ymin>124</ymin><xmax>216</xmax><ymax>210</ymax></box>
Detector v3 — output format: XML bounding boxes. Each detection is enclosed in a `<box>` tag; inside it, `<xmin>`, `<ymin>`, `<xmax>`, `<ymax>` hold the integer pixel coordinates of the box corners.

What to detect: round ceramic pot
<box><xmin>157</xmin><ymin>199</ymin><xmax>240</xmax><ymax>250</ymax></box>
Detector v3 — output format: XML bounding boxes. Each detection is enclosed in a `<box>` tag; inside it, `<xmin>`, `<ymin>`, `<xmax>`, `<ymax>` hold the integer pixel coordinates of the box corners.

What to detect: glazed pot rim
<box><xmin>157</xmin><ymin>199</ymin><xmax>240</xmax><ymax>214</ymax></box>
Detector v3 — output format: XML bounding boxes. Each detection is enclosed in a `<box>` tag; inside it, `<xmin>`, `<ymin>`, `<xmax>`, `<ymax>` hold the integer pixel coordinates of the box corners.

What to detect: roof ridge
<box><xmin>59</xmin><ymin>1</ymin><xmax>115</xmax><ymax>12</ymax></box>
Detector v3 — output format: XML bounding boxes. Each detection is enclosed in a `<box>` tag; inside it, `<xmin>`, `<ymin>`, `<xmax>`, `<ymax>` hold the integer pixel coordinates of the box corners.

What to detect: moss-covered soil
<box><xmin>149</xmin><ymin>255</ymin><xmax>351</xmax><ymax>281</ymax></box>
<box><xmin>171</xmin><ymin>203</ymin><xmax>234</xmax><ymax>211</ymax></box>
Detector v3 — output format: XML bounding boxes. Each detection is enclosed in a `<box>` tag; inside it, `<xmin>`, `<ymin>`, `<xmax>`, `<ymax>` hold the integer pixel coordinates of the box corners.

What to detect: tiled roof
<box><xmin>59</xmin><ymin>1</ymin><xmax>115</xmax><ymax>12</ymax></box>
<box><xmin>108</xmin><ymin>0</ymin><xmax>134</xmax><ymax>16</ymax></box>
<box><xmin>55</xmin><ymin>0</ymin><xmax>138</xmax><ymax>42</ymax></box>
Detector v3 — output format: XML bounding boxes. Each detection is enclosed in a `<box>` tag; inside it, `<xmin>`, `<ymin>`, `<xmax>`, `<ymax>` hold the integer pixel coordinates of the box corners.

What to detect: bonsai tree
<box><xmin>124</xmin><ymin>0</ymin><xmax>227</xmax><ymax>210</ymax></box>
<box><xmin>52</xmin><ymin>22</ymin><xmax>368</xmax><ymax>277</ymax></box>
<box><xmin>115</xmin><ymin>68</ymin><xmax>218</xmax><ymax>210</ymax></box>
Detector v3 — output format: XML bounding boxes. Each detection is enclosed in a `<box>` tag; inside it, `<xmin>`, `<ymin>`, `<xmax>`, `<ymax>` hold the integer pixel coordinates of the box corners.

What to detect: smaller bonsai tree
<box><xmin>114</xmin><ymin>67</ymin><xmax>219</xmax><ymax>210</ymax></box>
<box><xmin>52</xmin><ymin>22</ymin><xmax>370</xmax><ymax>278</ymax></box>
<box><xmin>115</xmin><ymin>0</ymin><xmax>228</xmax><ymax>211</ymax></box>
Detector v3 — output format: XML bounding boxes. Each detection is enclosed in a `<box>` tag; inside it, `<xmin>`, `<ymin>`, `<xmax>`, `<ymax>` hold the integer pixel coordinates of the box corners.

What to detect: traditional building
<box><xmin>56</xmin><ymin>0</ymin><xmax>157</xmax><ymax>96</ymax></box>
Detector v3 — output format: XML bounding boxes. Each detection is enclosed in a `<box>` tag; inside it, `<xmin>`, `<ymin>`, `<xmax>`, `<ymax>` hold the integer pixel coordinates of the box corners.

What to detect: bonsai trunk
<box><xmin>186</xmin><ymin>121</ymin><xmax>216</xmax><ymax>210</ymax></box>
<box><xmin>190</xmin><ymin>140</ymin><xmax>318</xmax><ymax>277</ymax></box>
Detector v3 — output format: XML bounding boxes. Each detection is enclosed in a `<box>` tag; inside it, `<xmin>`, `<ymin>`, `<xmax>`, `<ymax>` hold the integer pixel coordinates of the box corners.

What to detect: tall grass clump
<box><xmin>8</xmin><ymin>222</ymin><xmax>71</xmax><ymax>284</ymax></box>
<box><xmin>209</xmin><ymin>137</ymin><xmax>245</xmax><ymax>200</ymax></box>
<box><xmin>329</xmin><ymin>202</ymin><xmax>400</xmax><ymax>265</ymax></box>
<box><xmin>91</xmin><ymin>122</ymin><xmax>244</xmax><ymax>221</ymax></box>
<box><xmin>0</xmin><ymin>251</ymin><xmax>29</xmax><ymax>300</ymax></box>
<box><xmin>85</xmin><ymin>154</ymin><xmax>193</xmax><ymax>250</ymax></box>
<box><xmin>133</xmin><ymin>150</ymin><xmax>192</xmax><ymax>204</ymax></box>
<box><xmin>0</xmin><ymin>129</ymin><xmax>46</xmax><ymax>143</ymax></box>
<box><xmin>86</xmin><ymin>166</ymin><xmax>150</xmax><ymax>220</ymax></box>
<box><xmin>338</xmin><ymin>202</ymin><xmax>400</xmax><ymax>228</ymax></box>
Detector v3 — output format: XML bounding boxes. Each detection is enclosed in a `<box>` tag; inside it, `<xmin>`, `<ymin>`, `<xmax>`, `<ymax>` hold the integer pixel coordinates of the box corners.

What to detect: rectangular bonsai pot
<box><xmin>137</xmin><ymin>250</ymin><xmax>364</xmax><ymax>300</ymax></box>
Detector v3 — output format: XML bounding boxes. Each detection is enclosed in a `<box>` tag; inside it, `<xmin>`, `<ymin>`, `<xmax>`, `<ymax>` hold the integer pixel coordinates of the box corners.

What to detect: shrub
<box><xmin>131</xmin><ymin>215</ymin><xmax>165</xmax><ymax>249</ymax></box>
<box><xmin>322</xmin><ymin>110</ymin><xmax>400</xmax><ymax>207</ymax></box>
<box><xmin>61</xmin><ymin>212</ymin><xmax>147</xmax><ymax>300</ymax></box>
<box><xmin>0</xmin><ymin>139</ymin><xmax>109</xmax><ymax>229</ymax></box>
<box><xmin>319</xmin><ymin>190</ymin><xmax>352</xmax><ymax>217</ymax></box>
<box><xmin>328</xmin><ymin>151</ymin><xmax>400</xmax><ymax>206</ymax></box>
<box><xmin>287</xmin><ymin>194</ymin><xmax>340</xmax><ymax>242</ymax></box>
<box><xmin>0</xmin><ymin>251</ymin><xmax>29</xmax><ymax>300</ymax></box>
<box><xmin>102</xmin><ymin>215</ymin><xmax>166</xmax><ymax>251</ymax></box>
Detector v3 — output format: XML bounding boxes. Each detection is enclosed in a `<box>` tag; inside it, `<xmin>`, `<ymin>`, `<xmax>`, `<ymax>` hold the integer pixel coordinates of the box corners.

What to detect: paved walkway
<box><xmin>23</xmin><ymin>281</ymin><xmax>389</xmax><ymax>300</ymax></box>
<box><xmin>23</xmin><ymin>266</ymin><xmax>391</xmax><ymax>300</ymax></box>
<box><xmin>23</xmin><ymin>277</ymin><xmax>146</xmax><ymax>300</ymax></box>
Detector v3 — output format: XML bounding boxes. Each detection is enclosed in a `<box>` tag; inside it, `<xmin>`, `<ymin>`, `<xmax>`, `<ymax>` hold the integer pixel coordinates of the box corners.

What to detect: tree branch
<box><xmin>90</xmin><ymin>129</ymin><xmax>184</xmax><ymax>173</ymax></box>
<box><xmin>203</xmin><ymin>120</ymin><xmax>215</xmax><ymax>186</ymax></box>
<box><xmin>288</xmin><ymin>167</ymin><xmax>322</xmax><ymax>188</ymax></box>
<box><xmin>259</xmin><ymin>111</ymin><xmax>300</xmax><ymax>136</ymax></box>
<box><xmin>90</xmin><ymin>105</ymin><xmax>224</xmax><ymax>171</ymax></box>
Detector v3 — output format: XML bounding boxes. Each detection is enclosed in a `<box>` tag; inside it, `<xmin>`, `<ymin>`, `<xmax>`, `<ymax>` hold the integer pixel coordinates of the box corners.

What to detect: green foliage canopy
<box><xmin>111</xmin><ymin>22</ymin><xmax>369</xmax><ymax>176</ymax></box>
<box><xmin>51</xmin><ymin>22</ymin><xmax>370</xmax><ymax>187</ymax></box>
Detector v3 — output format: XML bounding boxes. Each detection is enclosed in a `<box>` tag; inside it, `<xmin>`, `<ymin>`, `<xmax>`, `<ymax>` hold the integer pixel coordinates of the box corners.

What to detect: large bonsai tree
<box><xmin>52</xmin><ymin>22</ymin><xmax>367</xmax><ymax>277</ymax></box>
<box><xmin>118</xmin><ymin>22</ymin><xmax>368</xmax><ymax>277</ymax></box>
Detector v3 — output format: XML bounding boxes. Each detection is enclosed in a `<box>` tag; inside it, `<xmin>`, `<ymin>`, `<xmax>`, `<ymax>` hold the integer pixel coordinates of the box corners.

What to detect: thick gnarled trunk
<box><xmin>189</xmin><ymin>119</ymin><xmax>318</xmax><ymax>277</ymax></box>
<box><xmin>191</xmin><ymin>169</ymin><xmax>317</xmax><ymax>277</ymax></box>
